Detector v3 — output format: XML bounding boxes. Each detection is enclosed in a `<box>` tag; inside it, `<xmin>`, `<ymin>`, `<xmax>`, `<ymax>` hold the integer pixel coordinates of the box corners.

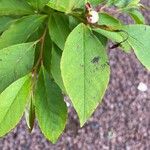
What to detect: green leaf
<box><xmin>126</xmin><ymin>9</ymin><xmax>145</xmax><ymax>24</ymax></box>
<box><xmin>0</xmin><ymin>42</ymin><xmax>36</xmax><ymax>93</ymax></box>
<box><xmin>99</xmin><ymin>13</ymin><xmax>122</xmax><ymax>26</ymax></box>
<box><xmin>122</xmin><ymin>25</ymin><xmax>150</xmax><ymax>70</ymax></box>
<box><xmin>0</xmin><ymin>0</ymin><xmax>34</xmax><ymax>16</ymax></box>
<box><xmin>0</xmin><ymin>16</ymin><xmax>14</xmax><ymax>34</ymax></box>
<box><xmin>25</xmin><ymin>94</ymin><xmax>35</xmax><ymax>132</ymax></box>
<box><xmin>113</xmin><ymin>0</ymin><xmax>131</xmax><ymax>8</ymax></box>
<box><xmin>127</xmin><ymin>0</ymin><xmax>140</xmax><ymax>8</ymax></box>
<box><xmin>69</xmin><ymin>16</ymin><xmax>80</xmax><ymax>30</ymax></box>
<box><xmin>107</xmin><ymin>0</ymin><xmax>140</xmax><ymax>8</ymax></box>
<box><xmin>61</xmin><ymin>23</ymin><xmax>110</xmax><ymax>126</ymax></box>
<box><xmin>0</xmin><ymin>75</ymin><xmax>32</xmax><ymax>137</ymax></box>
<box><xmin>94</xmin><ymin>28</ymin><xmax>131</xmax><ymax>52</ymax></box>
<box><xmin>27</xmin><ymin>0</ymin><xmax>50</xmax><ymax>10</ymax></box>
<box><xmin>47</xmin><ymin>0</ymin><xmax>84</xmax><ymax>13</ymax></box>
<box><xmin>43</xmin><ymin>32</ymin><xmax>52</xmax><ymax>73</ymax></box>
<box><xmin>95</xmin><ymin>13</ymin><xmax>126</xmax><ymax>48</ymax></box>
<box><xmin>51</xmin><ymin>44</ymin><xmax>66</xmax><ymax>92</ymax></box>
<box><xmin>35</xmin><ymin>66</ymin><xmax>67</xmax><ymax>143</ymax></box>
<box><xmin>89</xmin><ymin>0</ymin><xmax>105</xmax><ymax>6</ymax></box>
<box><xmin>48</xmin><ymin>13</ymin><xmax>70</xmax><ymax>50</ymax></box>
<box><xmin>0</xmin><ymin>15</ymin><xmax>46</xmax><ymax>50</ymax></box>
<box><xmin>93</xmin><ymin>31</ymin><xmax>108</xmax><ymax>47</ymax></box>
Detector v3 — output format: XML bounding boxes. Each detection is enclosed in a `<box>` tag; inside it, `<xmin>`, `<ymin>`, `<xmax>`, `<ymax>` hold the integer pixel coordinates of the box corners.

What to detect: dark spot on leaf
<box><xmin>0</xmin><ymin>59</ymin><xmax>2</xmax><ymax>61</ymax></box>
<box><xmin>80</xmin><ymin>64</ymin><xmax>84</xmax><ymax>67</ymax></box>
<box><xmin>91</xmin><ymin>56</ymin><xmax>100</xmax><ymax>64</ymax></box>
<box><xmin>77</xmin><ymin>45</ymin><xmax>80</xmax><ymax>50</ymax></box>
<box><xmin>95</xmin><ymin>66</ymin><xmax>99</xmax><ymax>70</ymax></box>
<box><xmin>93</xmin><ymin>96</ymin><xmax>96</xmax><ymax>99</ymax></box>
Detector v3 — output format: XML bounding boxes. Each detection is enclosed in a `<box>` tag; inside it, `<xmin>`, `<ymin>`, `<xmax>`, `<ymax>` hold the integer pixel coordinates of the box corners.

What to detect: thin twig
<box><xmin>32</xmin><ymin>26</ymin><xmax>47</xmax><ymax>73</ymax></box>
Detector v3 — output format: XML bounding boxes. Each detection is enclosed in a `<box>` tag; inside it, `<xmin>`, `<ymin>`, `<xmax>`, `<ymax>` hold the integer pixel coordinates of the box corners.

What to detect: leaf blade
<box><xmin>0</xmin><ymin>42</ymin><xmax>36</xmax><ymax>93</ymax></box>
<box><xmin>47</xmin><ymin>0</ymin><xmax>84</xmax><ymax>13</ymax></box>
<box><xmin>27</xmin><ymin>0</ymin><xmax>50</xmax><ymax>10</ymax></box>
<box><xmin>0</xmin><ymin>0</ymin><xmax>34</xmax><ymax>16</ymax></box>
<box><xmin>122</xmin><ymin>25</ymin><xmax>150</xmax><ymax>70</ymax></box>
<box><xmin>35</xmin><ymin>67</ymin><xmax>67</xmax><ymax>143</ymax></box>
<box><xmin>0</xmin><ymin>75</ymin><xmax>32</xmax><ymax>137</ymax></box>
<box><xmin>0</xmin><ymin>15</ymin><xmax>46</xmax><ymax>50</ymax></box>
<box><xmin>51</xmin><ymin>44</ymin><xmax>66</xmax><ymax>92</ymax></box>
<box><xmin>48</xmin><ymin>13</ymin><xmax>70</xmax><ymax>50</ymax></box>
<box><xmin>61</xmin><ymin>23</ymin><xmax>110</xmax><ymax>126</ymax></box>
<box><xmin>0</xmin><ymin>16</ymin><xmax>14</xmax><ymax>33</ymax></box>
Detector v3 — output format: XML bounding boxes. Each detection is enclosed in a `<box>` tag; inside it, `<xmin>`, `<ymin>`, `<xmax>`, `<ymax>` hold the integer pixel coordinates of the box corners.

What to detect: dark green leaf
<box><xmin>69</xmin><ymin>16</ymin><xmax>80</xmax><ymax>30</ymax></box>
<box><xmin>48</xmin><ymin>13</ymin><xmax>70</xmax><ymax>50</ymax></box>
<box><xmin>51</xmin><ymin>44</ymin><xmax>66</xmax><ymax>92</ymax></box>
<box><xmin>35</xmin><ymin>66</ymin><xmax>67</xmax><ymax>143</ymax></box>
<box><xmin>43</xmin><ymin>32</ymin><xmax>52</xmax><ymax>73</ymax></box>
<box><xmin>0</xmin><ymin>15</ymin><xmax>46</xmax><ymax>50</ymax></box>
<box><xmin>0</xmin><ymin>0</ymin><xmax>34</xmax><ymax>16</ymax></box>
<box><xmin>93</xmin><ymin>31</ymin><xmax>108</xmax><ymax>46</ymax></box>
<box><xmin>0</xmin><ymin>16</ymin><xmax>14</xmax><ymax>34</ymax></box>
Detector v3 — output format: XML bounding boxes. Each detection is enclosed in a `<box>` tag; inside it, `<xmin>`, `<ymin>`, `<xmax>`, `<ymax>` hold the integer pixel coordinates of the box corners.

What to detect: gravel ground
<box><xmin>0</xmin><ymin>1</ymin><xmax>150</xmax><ymax>150</ymax></box>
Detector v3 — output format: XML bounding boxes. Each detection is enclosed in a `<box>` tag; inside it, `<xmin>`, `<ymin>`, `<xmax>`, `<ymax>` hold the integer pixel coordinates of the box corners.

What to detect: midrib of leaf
<box><xmin>0</xmin><ymin>79</ymin><xmax>30</xmax><ymax>127</ymax></box>
<box><xmin>83</xmin><ymin>25</ymin><xmax>86</xmax><ymax>122</ymax></box>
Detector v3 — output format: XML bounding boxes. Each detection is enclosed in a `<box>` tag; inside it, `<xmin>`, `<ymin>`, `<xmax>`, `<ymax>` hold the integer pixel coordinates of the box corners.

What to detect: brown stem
<box><xmin>32</xmin><ymin>26</ymin><xmax>47</xmax><ymax>74</ymax></box>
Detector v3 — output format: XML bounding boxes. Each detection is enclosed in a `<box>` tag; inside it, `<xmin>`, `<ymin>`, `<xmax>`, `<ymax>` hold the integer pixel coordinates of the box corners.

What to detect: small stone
<box><xmin>66</xmin><ymin>101</ymin><xmax>71</xmax><ymax>107</ymax></box>
<box><xmin>137</xmin><ymin>82</ymin><xmax>148</xmax><ymax>92</ymax></box>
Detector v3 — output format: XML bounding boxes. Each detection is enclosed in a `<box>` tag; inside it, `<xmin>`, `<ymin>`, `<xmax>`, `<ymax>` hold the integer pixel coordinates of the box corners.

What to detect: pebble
<box><xmin>137</xmin><ymin>82</ymin><xmax>148</xmax><ymax>92</ymax></box>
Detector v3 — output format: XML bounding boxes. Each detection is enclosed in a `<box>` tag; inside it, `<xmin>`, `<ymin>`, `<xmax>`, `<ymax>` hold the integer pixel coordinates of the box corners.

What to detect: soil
<box><xmin>0</xmin><ymin>0</ymin><xmax>150</xmax><ymax>150</ymax></box>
